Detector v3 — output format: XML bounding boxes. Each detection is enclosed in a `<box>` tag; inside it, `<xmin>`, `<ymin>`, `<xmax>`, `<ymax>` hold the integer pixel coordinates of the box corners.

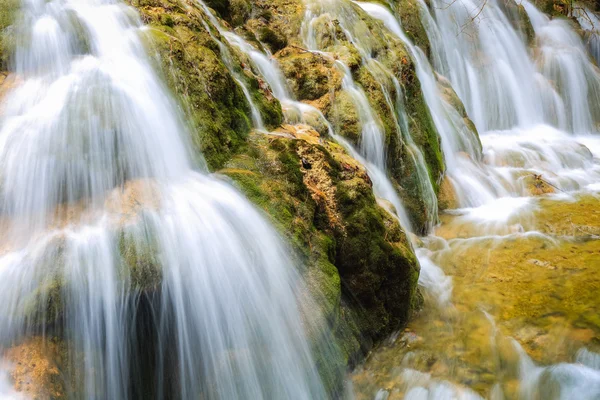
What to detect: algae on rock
<box><xmin>137</xmin><ymin>0</ymin><xmax>282</xmax><ymax>170</ymax></box>
<box><xmin>220</xmin><ymin>127</ymin><xmax>420</xmax><ymax>361</ymax></box>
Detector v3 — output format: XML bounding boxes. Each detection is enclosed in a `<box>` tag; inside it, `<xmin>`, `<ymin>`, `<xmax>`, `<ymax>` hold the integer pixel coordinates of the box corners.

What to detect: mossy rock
<box><xmin>118</xmin><ymin>222</ymin><xmax>163</xmax><ymax>291</ymax></box>
<box><xmin>330</xmin><ymin>90</ymin><xmax>361</xmax><ymax>145</ymax></box>
<box><xmin>242</xmin><ymin>0</ymin><xmax>308</xmax><ymax>48</ymax></box>
<box><xmin>277</xmin><ymin>46</ymin><xmax>342</xmax><ymax>101</ymax></box>
<box><xmin>393</xmin><ymin>0</ymin><xmax>432</xmax><ymax>54</ymax></box>
<box><xmin>137</xmin><ymin>0</ymin><xmax>282</xmax><ymax>170</ymax></box>
<box><xmin>5</xmin><ymin>337</ymin><xmax>67</xmax><ymax>399</ymax></box>
<box><xmin>402</xmin><ymin>65</ymin><xmax>445</xmax><ymax>191</ymax></box>
<box><xmin>0</xmin><ymin>0</ymin><xmax>19</xmax><ymax>70</ymax></box>
<box><xmin>221</xmin><ymin>128</ymin><xmax>420</xmax><ymax>356</ymax></box>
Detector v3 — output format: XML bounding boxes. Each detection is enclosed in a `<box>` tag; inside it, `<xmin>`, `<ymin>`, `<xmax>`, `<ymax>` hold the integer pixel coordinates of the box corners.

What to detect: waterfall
<box><xmin>300</xmin><ymin>0</ymin><xmax>441</xmax><ymax>232</ymax></box>
<box><xmin>412</xmin><ymin>0</ymin><xmax>600</xmax><ymax>205</ymax></box>
<box><xmin>575</xmin><ymin>7</ymin><xmax>600</xmax><ymax>66</ymax></box>
<box><xmin>0</xmin><ymin>0</ymin><xmax>336</xmax><ymax>397</ymax></box>
<box><xmin>195</xmin><ymin>1</ymin><xmax>265</xmax><ymax>130</ymax></box>
<box><xmin>355</xmin><ymin>1</ymin><xmax>508</xmax><ymax>209</ymax></box>
<box><xmin>421</xmin><ymin>0</ymin><xmax>600</xmax><ymax>135</ymax></box>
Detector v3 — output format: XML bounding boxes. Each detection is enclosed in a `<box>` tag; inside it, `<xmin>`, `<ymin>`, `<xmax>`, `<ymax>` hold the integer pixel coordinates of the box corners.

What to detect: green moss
<box><xmin>229</xmin><ymin>0</ymin><xmax>251</xmax><ymax>27</ymax></box>
<box><xmin>330</xmin><ymin>90</ymin><xmax>361</xmax><ymax>145</ymax></box>
<box><xmin>0</xmin><ymin>0</ymin><xmax>19</xmax><ymax>69</ymax></box>
<box><xmin>394</xmin><ymin>0</ymin><xmax>431</xmax><ymax>54</ymax></box>
<box><xmin>403</xmin><ymin>66</ymin><xmax>445</xmax><ymax>192</ymax></box>
<box><xmin>118</xmin><ymin>225</ymin><xmax>163</xmax><ymax>291</ymax></box>
<box><xmin>259</xmin><ymin>26</ymin><xmax>287</xmax><ymax>53</ymax></box>
<box><xmin>204</xmin><ymin>0</ymin><xmax>231</xmax><ymax>18</ymax></box>
<box><xmin>141</xmin><ymin>19</ymin><xmax>252</xmax><ymax>169</ymax></box>
<box><xmin>138</xmin><ymin>0</ymin><xmax>284</xmax><ymax>169</ymax></box>
<box><xmin>277</xmin><ymin>47</ymin><xmax>342</xmax><ymax>101</ymax></box>
<box><xmin>335</xmin><ymin>176</ymin><xmax>419</xmax><ymax>337</ymax></box>
<box><xmin>23</xmin><ymin>277</ymin><xmax>64</xmax><ymax>329</ymax></box>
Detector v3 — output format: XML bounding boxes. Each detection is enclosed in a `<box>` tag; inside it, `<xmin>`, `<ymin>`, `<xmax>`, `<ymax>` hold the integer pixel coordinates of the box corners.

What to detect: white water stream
<box><xmin>350</xmin><ymin>0</ymin><xmax>600</xmax><ymax>398</ymax></box>
<box><xmin>3</xmin><ymin>0</ymin><xmax>600</xmax><ymax>397</ymax></box>
<box><xmin>0</xmin><ymin>0</ymin><xmax>335</xmax><ymax>398</ymax></box>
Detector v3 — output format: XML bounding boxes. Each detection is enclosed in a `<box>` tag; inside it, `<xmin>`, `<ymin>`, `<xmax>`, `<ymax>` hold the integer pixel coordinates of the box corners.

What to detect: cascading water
<box><xmin>351</xmin><ymin>0</ymin><xmax>600</xmax><ymax>398</ymax></box>
<box><xmin>0</xmin><ymin>0</ymin><xmax>337</xmax><ymax>398</ymax></box>
<box><xmin>575</xmin><ymin>7</ymin><xmax>600</xmax><ymax>65</ymax></box>
<box><xmin>354</xmin><ymin>1</ymin><xmax>505</xmax><ymax>209</ymax></box>
<box><xmin>195</xmin><ymin>0</ymin><xmax>265</xmax><ymax>130</ymax></box>
<box><xmin>300</xmin><ymin>0</ymin><xmax>444</xmax><ymax>232</ymax></box>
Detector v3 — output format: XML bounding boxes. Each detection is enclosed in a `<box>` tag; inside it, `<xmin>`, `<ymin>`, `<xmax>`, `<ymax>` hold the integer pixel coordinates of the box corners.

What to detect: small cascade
<box><xmin>421</xmin><ymin>0</ymin><xmax>600</xmax><ymax>134</ymax></box>
<box><xmin>523</xmin><ymin>0</ymin><xmax>600</xmax><ymax>133</ymax></box>
<box><xmin>355</xmin><ymin>1</ymin><xmax>505</xmax><ymax>209</ymax></box>
<box><xmin>414</xmin><ymin>0</ymin><xmax>600</xmax><ymax>207</ymax></box>
<box><xmin>195</xmin><ymin>1</ymin><xmax>266</xmax><ymax>130</ymax></box>
<box><xmin>517</xmin><ymin>341</ymin><xmax>600</xmax><ymax>399</ymax></box>
<box><xmin>0</xmin><ymin>0</ymin><xmax>337</xmax><ymax>398</ymax></box>
<box><xmin>301</xmin><ymin>0</ymin><xmax>443</xmax><ymax>231</ymax></box>
<box><xmin>575</xmin><ymin>7</ymin><xmax>600</xmax><ymax>65</ymax></box>
<box><xmin>209</xmin><ymin>20</ymin><xmax>332</xmax><ymax>128</ymax></box>
<box><xmin>423</xmin><ymin>0</ymin><xmax>555</xmax><ymax>132</ymax></box>
<box><xmin>351</xmin><ymin>0</ymin><xmax>600</xmax><ymax>398</ymax></box>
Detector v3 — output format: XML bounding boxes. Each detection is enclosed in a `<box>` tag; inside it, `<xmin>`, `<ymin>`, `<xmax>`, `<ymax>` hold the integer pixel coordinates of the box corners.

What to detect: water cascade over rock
<box><xmin>2</xmin><ymin>0</ymin><xmax>600</xmax><ymax>397</ymax></box>
<box><xmin>0</xmin><ymin>0</ymin><xmax>339</xmax><ymax>397</ymax></box>
<box><xmin>350</xmin><ymin>0</ymin><xmax>600</xmax><ymax>398</ymax></box>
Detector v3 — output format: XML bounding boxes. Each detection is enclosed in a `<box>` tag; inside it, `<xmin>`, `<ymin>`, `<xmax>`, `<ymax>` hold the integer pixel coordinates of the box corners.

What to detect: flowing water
<box><xmin>575</xmin><ymin>6</ymin><xmax>600</xmax><ymax>65</ymax></box>
<box><xmin>0</xmin><ymin>0</ymin><xmax>337</xmax><ymax>398</ymax></box>
<box><xmin>195</xmin><ymin>0</ymin><xmax>266</xmax><ymax>130</ymax></box>
<box><xmin>349</xmin><ymin>0</ymin><xmax>600</xmax><ymax>399</ymax></box>
<box><xmin>301</xmin><ymin>0</ymin><xmax>441</xmax><ymax>232</ymax></box>
<box><xmin>3</xmin><ymin>0</ymin><xmax>600</xmax><ymax>397</ymax></box>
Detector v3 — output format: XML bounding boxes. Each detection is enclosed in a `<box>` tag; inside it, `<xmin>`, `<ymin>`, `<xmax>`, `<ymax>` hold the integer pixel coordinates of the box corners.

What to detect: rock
<box><xmin>277</xmin><ymin>46</ymin><xmax>342</xmax><ymax>102</ymax></box>
<box><xmin>220</xmin><ymin>129</ymin><xmax>420</xmax><ymax>359</ymax></box>
<box><xmin>0</xmin><ymin>0</ymin><xmax>19</xmax><ymax>69</ymax></box>
<box><xmin>138</xmin><ymin>0</ymin><xmax>282</xmax><ymax>170</ymax></box>
<box><xmin>438</xmin><ymin>175</ymin><xmax>459</xmax><ymax>211</ymax></box>
<box><xmin>522</xmin><ymin>174</ymin><xmax>556</xmax><ymax>196</ymax></box>
<box><xmin>4</xmin><ymin>337</ymin><xmax>66</xmax><ymax>399</ymax></box>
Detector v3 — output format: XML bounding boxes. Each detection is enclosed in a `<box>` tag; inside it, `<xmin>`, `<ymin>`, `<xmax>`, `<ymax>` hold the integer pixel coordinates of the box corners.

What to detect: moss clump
<box><xmin>393</xmin><ymin>0</ymin><xmax>432</xmax><ymax>54</ymax></box>
<box><xmin>202</xmin><ymin>0</ymin><xmax>250</xmax><ymax>26</ymax></box>
<box><xmin>335</xmin><ymin>175</ymin><xmax>419</xmax><ymax>337</ymax></box>
<box><xmin>0</xmin><ymin>0</ymin><xmax>19</xmax><ymax>69</ymax></box>
<box><xmin>403</xmin><ymin>66</ymin><xmax>445</xmax><ymax>192</ymax></box>
<box><xmin>330</xmin><ymin>90</ymin><xmax>361</xmax><ymax>144</ymax></box>
<box><xmin>23</xmin><ymin>277</ymin><xmax>64</xmax><ymax>330</ymax></box>
<box><xmin>258</xmin><ymin>26</ymin><xmax>287</xmax><ymax>53</ymax></box>
<box><xmin>277</xmin><ymin>47</ymin><xmax>342</xmax><ymax>101</ymax></box>
<box><xmin>203</xmin><ymin>0</ymin><xmax>231</xmax><ymax>18</ymax></box>
<box><xmin>118</xmin><ymin>226</ymin><xmax>163</xmax><ymax>291</ymax></box>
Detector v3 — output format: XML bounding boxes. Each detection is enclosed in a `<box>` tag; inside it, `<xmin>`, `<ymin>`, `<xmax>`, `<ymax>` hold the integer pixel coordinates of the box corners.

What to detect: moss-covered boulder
<box><xmin>277</xmin><ymin>46</ymin><xmax>342</xmax><ymax>102</ymax></box>
<box><xmin>269</xmin><ymin>1</ymin><xmax>446</xmax><ymax>232</ymax></box>
<box><xmin>136</xmin><ymin>0</ymin><xmax>282</xmax><ymax>170</ymax></box>
<box><xmin>220</xmin><ymin>126</ymin><xmax>420</xmax><ymax>360</ymax></box>
<box><xmin>392</xmin><ymin>0</ymin><xmax>432</xmax><ymax>55</ymax></box>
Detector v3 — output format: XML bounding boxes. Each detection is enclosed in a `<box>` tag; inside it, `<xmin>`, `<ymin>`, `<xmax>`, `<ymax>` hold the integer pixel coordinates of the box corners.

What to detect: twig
<box><xmin>531</xmin><ymin>173</ymin><xmax>567</xmax><ymax>193</ymax></box>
